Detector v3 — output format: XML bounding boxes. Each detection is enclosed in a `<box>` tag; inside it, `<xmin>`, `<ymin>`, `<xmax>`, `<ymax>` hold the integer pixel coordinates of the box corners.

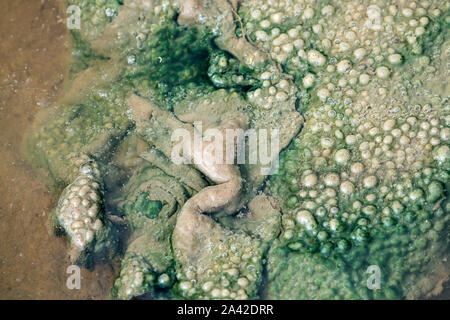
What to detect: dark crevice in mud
<box><xmin>258</xmin><ymin>225</ymin><xmax>283</xmax><ymax>300</ymax></box>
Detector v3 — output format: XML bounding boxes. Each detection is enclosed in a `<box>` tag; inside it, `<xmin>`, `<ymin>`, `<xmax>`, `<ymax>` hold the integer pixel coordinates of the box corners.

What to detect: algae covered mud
<box><xmin>22</xmin><ymin>0</ymin><xmax>450</xmax><ymax>299</ymax></box>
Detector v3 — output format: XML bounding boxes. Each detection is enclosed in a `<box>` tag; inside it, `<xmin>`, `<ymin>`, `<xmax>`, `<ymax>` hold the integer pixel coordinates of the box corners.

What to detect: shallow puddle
<box><xmin>0</xmin><ymin>0</ymin><xmax>116</xmax><ymax>299</ymax></box>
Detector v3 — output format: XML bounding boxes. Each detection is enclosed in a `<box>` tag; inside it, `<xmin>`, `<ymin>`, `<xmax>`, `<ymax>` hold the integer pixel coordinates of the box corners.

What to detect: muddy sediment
<box><xmin>0</xmin><ymin>0</ymin><xmax>115</xmax><ymax>299</ymax></box>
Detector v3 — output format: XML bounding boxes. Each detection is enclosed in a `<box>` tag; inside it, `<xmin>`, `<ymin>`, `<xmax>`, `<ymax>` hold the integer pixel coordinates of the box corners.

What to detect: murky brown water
<box><xmin>0</xmin><ymin>0</ymin><xmax>116</xmax><ymax>299</ymax></box>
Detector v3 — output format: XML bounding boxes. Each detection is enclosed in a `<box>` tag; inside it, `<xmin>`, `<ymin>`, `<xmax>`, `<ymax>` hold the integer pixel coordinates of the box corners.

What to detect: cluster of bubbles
<box><xmin>55</xmin><ymin>155</ymin><xmax>110</xmax><ymax>261</ymax></box>
<box><xmin>175</xmin><ymin>232</ymin><xmax>264</xmax><ymax>300</ymax></box>
<box><xmin>236</xmin><ymin>0</ymin><xmax>450</xmax><ymax>299</ymax></box>
<box><xmin>30</xmin><ymin>84</ymin><xmax>131</xmax><ymax>184</ymax></box>
<box><xmin>112</xmin><ymin>252</ymin><xmax>172</xmax><ymax>299</ymax></box>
